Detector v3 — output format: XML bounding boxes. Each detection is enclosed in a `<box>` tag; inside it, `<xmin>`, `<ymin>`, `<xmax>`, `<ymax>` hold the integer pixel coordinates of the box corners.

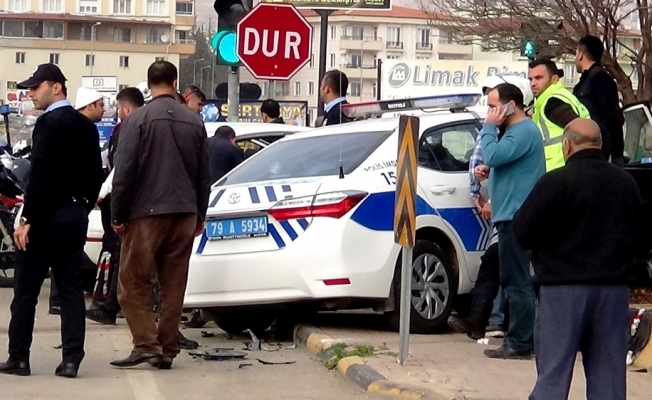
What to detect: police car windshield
<box><xmin>221</xmin><ymin>131</ymin><xmax>393</xmax><ymax>185</ymax></box>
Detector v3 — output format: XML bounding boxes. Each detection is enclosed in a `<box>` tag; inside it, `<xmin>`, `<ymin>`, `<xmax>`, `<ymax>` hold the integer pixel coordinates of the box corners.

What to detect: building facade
<box><xmin>0</xmin><ymin>0</ymin><xmax>196</xmax><ymax>112</ymax></box>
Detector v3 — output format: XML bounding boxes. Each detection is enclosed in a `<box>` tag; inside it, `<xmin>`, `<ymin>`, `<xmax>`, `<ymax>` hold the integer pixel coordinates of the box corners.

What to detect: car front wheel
<box><xmin>386</xmin><ymin>240</ymin><xmax>458</xmax><ymax>334</ymax></box>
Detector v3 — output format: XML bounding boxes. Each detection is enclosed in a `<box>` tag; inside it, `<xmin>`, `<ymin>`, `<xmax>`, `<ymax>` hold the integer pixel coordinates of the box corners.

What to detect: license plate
<box><xmin>205</xmin><ymin>216</ymin><xmax>268</xmax><ymax>240</ymax></box>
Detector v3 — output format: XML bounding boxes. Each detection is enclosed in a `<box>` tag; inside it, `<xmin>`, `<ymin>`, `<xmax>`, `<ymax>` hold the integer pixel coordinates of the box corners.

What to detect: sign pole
<box><xmin>269</xmin><ymin>80</ymin><xmax>276</xmax><ymax>99</ymax></box>
<box><xmin>394</xmin><ymin>115</ymin><xmax>419</xmax><ymax>366</ymax></box>
<box><xmin>316</xmin><ymin>9</ymin><xmax>333</xmax><ymax>116</ymax></box>
<box><xmin>227</xmin><ymin>66</ymin><xmax>240</xmax><ymax>122</ymax></box>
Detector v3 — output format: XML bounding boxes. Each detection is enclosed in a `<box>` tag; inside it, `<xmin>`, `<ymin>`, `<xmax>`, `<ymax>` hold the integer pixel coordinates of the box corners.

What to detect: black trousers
<box><xmin>8</xmin><ymin>203</ymin><xmax>88</xmax><ymax>365</ymax></box>
<box><xmin>530</xmin><ymin>284</ymin><xmax>629</xmax><ymax>400</ymax></box>
<box><xmin>468</xmin><ymin>242</ymin><xmax>502</xmax><ymax>326</ymax></box>
<box><xmin>92</xmin><ymin>195</ymin><xmax>122</xmax><ymax>314</ymax></box>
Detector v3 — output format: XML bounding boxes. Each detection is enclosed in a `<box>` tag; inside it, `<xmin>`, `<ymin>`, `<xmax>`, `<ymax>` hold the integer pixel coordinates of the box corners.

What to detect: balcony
<box><xmin>386</xmin><ymin>41</ymin><xmax>404</xmax><ymax>50</ymax></box>
<box><xmin>437</xmin><ymin>42</ymin><xmax>473</xmax><ymax>56</ymax></box>
<box><xmin>416</xmin><ymin>42</ymin><xmax>433</xmax><ymax>52</ymax></box>
<box><xmin>339</xmin><ymin>64</ymin><xmax>378</xmax><ymax>80</ymax></box>
<box><xmin>339</xmin><ymin>36</ymin><xmax>383</xmax><ymax>51</ymax></box>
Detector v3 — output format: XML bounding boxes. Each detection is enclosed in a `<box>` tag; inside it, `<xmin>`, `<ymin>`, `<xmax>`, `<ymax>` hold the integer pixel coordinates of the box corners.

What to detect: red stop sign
<box><xmin>236</xmin><ymin>3</ymin><xmax>313</xmax><ymax>81</ymax></box>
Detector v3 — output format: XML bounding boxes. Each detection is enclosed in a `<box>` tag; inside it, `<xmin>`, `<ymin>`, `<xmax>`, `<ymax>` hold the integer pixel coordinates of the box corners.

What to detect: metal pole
<box><xmin>227</xmin><ymin>66</ymin><xmax>240</xmax><ymax>122</ymax></box>
<box><xmin>211</xmin><ymin>62</ymin><xmax>215</xmax><ymax>99</ymax></box>
<box><xmin>193</xmin><ymin>58</ymin><xmax>205</xmax><ymax>86</ymax></box>
<box><xmin>200</xmin><ymin>65</ymin><xmax>210</xmax><ymax>94</ymax></box>
<box><xmin>398</xmin><ymin>246</ymin><xmax>413</xmax><ymax>365</ymax></box>
<box><xmin>269</xmin><ymin>80</ymin><xmax>276</xmax><ymax>99</ymax></box>
<box><xmin>376</xmin><ymin>59</ymin><xmax>382</xmax><ymax>100</ymax></box>
<box><xmin>316</xmin><ymin>10</ymin><xmax>333</xmax><ymax>116</ymax></box>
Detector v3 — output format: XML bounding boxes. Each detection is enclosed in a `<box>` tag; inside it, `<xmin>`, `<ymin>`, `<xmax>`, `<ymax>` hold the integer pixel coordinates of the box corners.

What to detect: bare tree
<box><xmin>422</xmin><ymin>0</ymin><xmax>652</xmax><ymax>105</ymax></box>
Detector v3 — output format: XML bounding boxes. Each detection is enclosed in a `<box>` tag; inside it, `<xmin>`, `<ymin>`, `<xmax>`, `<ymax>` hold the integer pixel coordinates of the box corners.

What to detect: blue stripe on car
<box><xmin>279</xmin><ymin>220</ymin><xmax>298</xmax><ymax>241</ymax></box>
<box><xmin>297</xmin><ymin>218</ymin><xmax>309</xmax><ymax>230</ymax></box>
<box><xmin>196</xmin><ymin>231</ymin><xmax>208</xmax><ymax>254</ymax></box>
<box><xmin>209</xmin><ymin>189</ymin><xmax>225</xmax><ymax>208</ymax></box>
<box><xmin>249</xmin><ymin>187</ymin><xmax>260</xmax><ymax>203</ymax></box>
<box><xmin>265</xmin><ymin>186</ymin><xmax>277</xmax><ymax>202</ymax></box>
<box><xmin>268</xmin><ymin>224</ymin><xmax>285</xmax><ymax>248</ymax></box>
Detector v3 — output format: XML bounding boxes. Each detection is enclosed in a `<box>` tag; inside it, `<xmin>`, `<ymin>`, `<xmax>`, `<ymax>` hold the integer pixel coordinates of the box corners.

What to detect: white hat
<box><xmin>75</xmin><ymin>87</ymin><xmax>104</xmax><ymax>110</ymax></box>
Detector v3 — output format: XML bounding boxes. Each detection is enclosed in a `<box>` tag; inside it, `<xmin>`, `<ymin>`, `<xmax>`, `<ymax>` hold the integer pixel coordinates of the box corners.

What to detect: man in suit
<box><xmin>319</xmin><ymin>70</ymin><xmax>353</xmax><ymax>126</ymax></box>
<box><xmin>208</xmin><ymin>125</ymin><xmax>245</xmax><ymax>184</ymax></box>
<box><xmin>0</xmin><ymin>63</ymin><xmax>104</xmax><ymax>377</ymax></box>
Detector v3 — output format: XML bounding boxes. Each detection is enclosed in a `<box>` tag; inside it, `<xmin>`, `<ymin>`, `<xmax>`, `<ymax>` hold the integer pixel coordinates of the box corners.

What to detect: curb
<box><xmin>293</xmin><ymin>324</ymin><xmax>466</xmax><ymax>400</ymax></box>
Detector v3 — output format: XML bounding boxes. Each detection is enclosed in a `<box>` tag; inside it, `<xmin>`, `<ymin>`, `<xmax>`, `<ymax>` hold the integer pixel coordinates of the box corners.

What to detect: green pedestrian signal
<box><xmin>211</xmin><ymin>30</ymin><xmax>240</xmax><ymax>67</ymax></box>
<box><xmin>521</xmin><ymin>40</ymin><xmax>536</xmax><ymax>58</ymax></box>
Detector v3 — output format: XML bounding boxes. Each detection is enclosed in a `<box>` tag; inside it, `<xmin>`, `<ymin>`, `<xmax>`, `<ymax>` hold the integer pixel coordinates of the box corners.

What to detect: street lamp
<box><xmin>200</xmin><ymin>65</ymin><xmax>211</xmax><ymax>94</ymax></box>
<box><xmin>193</xmin><ymin>58</ymin><xmax>205</xmax><ymax>86</ymax></box>
<box><xmin>359</xmin><ymin>39</ymin><xmax>371</xmax><ymax>101</ymax></box>
<box><xmin>90</xmin><ymin>22</ymin><xmax>101</xmax><ymax>76</ymax></box>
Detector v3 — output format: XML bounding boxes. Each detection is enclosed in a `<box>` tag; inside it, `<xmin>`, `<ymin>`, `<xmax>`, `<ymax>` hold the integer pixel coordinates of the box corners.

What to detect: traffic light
<box><xmin>211</xmin><ymin>0</ymin><xmax>253</xmax><ymax>66</ymax></box>
<box><xmin>521</xmin><ymin>39</ymin><xmax>536</xmax><ymax>59</ymax></box>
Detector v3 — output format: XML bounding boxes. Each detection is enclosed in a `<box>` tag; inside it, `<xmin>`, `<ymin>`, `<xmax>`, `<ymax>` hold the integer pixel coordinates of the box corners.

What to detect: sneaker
<box><xmin>177</xmin><ymin>331</ymin><xmax>199</xmax><ymax>350</ymax></box>
<box><xmin>485</xmin><ymin>325</ymin><xmax>505</xmax><ymax>339</ymax></box>
<box><xmin>448</xmin><ymin>315</ymin><xmax>485</xmax><ymax>340</ymax></box>
<box><xmin>86</xmin><ymin>307</ymin><xmax>117</xmax><ymax>325</ymax></box>
<box><xmin>48</xmin><ymin>306</ymin><xmax>61</xmax><ymax>315</ymax></box>
<box><xmin>483</xmin><ymin>343</ymin><xmax>533</xmax><ymax>360</ymax></box>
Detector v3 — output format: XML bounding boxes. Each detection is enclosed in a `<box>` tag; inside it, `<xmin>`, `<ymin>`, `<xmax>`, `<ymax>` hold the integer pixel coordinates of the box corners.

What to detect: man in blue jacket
<box><xmin>475</xmin><ymin>83</ymin><xmax>546</xmax><ymax>359</ymax></box>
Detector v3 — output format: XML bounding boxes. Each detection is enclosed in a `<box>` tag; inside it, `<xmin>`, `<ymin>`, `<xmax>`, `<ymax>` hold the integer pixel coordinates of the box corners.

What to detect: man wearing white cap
<box><xmin>75</xmin><ymin>87</ymin><xmax>105</xmax><ymax>123</ymax></box>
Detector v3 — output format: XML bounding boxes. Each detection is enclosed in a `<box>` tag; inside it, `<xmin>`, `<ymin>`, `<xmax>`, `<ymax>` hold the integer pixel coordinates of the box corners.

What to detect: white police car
<box><xmin>184</xmin><ymin>94</ymin><xmax>492</xmax><ymax>334</ymax></box>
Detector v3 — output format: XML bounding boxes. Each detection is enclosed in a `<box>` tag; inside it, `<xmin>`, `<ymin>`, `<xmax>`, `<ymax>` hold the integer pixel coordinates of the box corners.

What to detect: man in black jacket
<box><xmin>574</xmin><ymin>34</ymin><xmax>625</xmax><ymax>166</ymax></box>
<box><xmin>319</xmin><ymin>70</ymin><xmax>353</xmax><ymax>126</ymax></box>
<box><xmin>0</xmin><ymin>63</ymin><xmax>104</xmax><ymax>378</ymax></box>
<box><xmin>513</xmin><ymin>118</ymin><xmax>648</xmax><ymax>400</ymax></box>
<box><xmin>208</xmin><ymin>125</ymin><xmax>245</xmax><ymax>184</ymax></box>
<box><xmin>261</xmin><ymin>99</ymin><xmax>284</xmax><ymax>124</ymax></box>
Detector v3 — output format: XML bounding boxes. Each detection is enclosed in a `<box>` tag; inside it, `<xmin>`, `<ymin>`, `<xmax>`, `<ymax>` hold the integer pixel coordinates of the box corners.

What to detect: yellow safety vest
<box><xmin>532</xmin><ymin>82</ymin><xmax>591</xmax><ymax>171</ymax></box>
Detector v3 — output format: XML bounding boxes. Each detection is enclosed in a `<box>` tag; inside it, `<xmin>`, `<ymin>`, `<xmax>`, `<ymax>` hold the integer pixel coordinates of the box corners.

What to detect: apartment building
<box><xmin>0</xmin><ymin>0</ymin><xmax>196</xmax><ymax>113</ymax></box>
<box><xmin>238</xmin><ymin>6</ymin><xmax>478</xmax><ymax>123</ymax></box>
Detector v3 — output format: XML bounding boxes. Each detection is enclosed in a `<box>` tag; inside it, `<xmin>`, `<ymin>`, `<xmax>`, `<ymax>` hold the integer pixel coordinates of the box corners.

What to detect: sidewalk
<box><xmin>310</xmin><ymin>311</ymin><xmax>652</xmax><ymax>400</ymax></box>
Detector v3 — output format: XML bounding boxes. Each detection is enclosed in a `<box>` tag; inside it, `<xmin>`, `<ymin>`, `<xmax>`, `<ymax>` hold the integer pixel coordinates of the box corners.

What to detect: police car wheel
<box><xmin>213</xmin><ymin>310</ymin><xmax>277</xmax><ymax>336</ymax></box>
<box><xmin>386</xmin><ymin>240</ymin><xmax>457</xmax><ymax>334</ymax></box>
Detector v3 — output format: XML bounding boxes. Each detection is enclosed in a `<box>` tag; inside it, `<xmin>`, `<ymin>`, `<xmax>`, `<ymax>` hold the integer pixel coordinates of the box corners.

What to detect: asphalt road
<box><xmin>0</xmin><ymin>282</ymin><xmax>382</xmax><ymax>400</ymax></box>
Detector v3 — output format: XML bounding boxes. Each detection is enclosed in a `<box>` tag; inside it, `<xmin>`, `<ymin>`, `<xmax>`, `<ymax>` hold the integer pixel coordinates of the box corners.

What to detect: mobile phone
<box><xmin>501</xmin><ymin>103</ymin><xmax>515</xmax><ymax>116</ymax></box>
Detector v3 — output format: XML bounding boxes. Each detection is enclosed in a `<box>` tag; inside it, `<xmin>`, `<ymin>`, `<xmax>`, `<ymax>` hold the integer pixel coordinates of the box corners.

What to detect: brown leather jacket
<box><xmin>111</xmin><ymin>94</ymin><xmax>212</xmax><ymax>224</ymax></box>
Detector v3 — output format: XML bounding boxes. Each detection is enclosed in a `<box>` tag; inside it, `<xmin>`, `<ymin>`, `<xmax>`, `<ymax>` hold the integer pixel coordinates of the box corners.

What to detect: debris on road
<box><xmin>188</xmin><ymin>349</ymin><xmax>247</xmax><ymax>361</ymax></box>
<box><xmin>238</xmin><ymin>363</ymin><xmax>253</xmax><ymax>369</ymax></box>
<box><xmin>201</xmin><ymin>331</ymin><xmax>215</xmax><ymax>338</ymax></box>
<box><xmin>53</xmin><ymin>344</ymin><xmax>63</xmax><ymax>349</ymax></box>
<box><xmin>257</xmin><ymin>358</ymin><xmax>296</xmax><ymax>365</ymax></box>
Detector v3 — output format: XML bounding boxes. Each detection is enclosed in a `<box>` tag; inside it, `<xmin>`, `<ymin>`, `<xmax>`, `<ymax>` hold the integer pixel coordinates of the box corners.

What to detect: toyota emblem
<box><xmin>228</xmin><ymin>193</ymin><xmax>241</xmax><ymax>204</ymax></box>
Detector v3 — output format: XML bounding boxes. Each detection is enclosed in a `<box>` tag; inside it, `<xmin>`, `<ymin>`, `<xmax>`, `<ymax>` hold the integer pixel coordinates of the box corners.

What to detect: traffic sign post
<box><xmin>394</xmin><ymin>115</ymin><xmax>419</xmax><ymax>366</ymax></box>
<box><xmin>236</xmin><ymin>3</ymin><xmax>313</xmax><ymax>81</ymax></box>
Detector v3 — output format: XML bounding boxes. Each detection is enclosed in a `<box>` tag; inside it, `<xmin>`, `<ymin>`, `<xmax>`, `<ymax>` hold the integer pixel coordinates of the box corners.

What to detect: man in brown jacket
<box><xmin>109</xmin><ymin>61</ymin><xmax>211</xmax><ymax>370</ymax></box>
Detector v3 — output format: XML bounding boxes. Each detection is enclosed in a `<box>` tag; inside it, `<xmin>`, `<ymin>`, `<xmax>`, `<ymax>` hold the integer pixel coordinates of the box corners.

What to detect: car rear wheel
<box><xmin>386</xmin><ymin>240</ymin><xmax>457</xmax><ymax>334</ymax></box>
<box><xmin>211</xmin><ymin>310</ymin><xmax>277</xmax><ymax>336</ymax></box>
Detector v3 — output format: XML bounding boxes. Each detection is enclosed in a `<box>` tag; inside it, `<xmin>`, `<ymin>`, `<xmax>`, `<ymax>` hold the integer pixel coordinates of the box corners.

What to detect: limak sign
<box><xmin>382</xmin><ymin>60</ymin><xmax>529</xmax><ymax>99</ymax></box>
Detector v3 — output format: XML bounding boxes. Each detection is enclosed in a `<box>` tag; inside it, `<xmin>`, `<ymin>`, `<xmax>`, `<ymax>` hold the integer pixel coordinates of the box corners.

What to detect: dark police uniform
<box><xmin>0</xmin><ymin>64</ymin><xmax>103</xmax><ymax>375</ymax></box>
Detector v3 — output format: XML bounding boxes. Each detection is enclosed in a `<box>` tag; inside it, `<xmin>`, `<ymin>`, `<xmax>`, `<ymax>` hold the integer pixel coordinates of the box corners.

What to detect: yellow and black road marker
<box><xmin>394</xmin><ymin>115</ymin><xmax>419</xmax><ymax>248</ymax></box>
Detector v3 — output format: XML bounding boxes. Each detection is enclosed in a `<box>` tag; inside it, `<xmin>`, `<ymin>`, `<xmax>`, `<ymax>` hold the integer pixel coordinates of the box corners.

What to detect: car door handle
<box><xmin>430</xmin><ymin>185</ymin><xmax>456</xmax><ymax>195</ymax></box>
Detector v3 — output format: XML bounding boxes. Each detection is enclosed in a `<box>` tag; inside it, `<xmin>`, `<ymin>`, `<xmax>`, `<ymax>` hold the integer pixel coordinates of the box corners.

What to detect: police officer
<box><xmin>0</xmin><ymin>64</ymin><xmax>103</xmax><ymax>378</ymax></box>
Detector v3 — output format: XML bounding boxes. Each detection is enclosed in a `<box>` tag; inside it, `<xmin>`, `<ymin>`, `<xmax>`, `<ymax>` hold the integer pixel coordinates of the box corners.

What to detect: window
<box><xmin>176</xmin><ymin>2</ymin><xmax>193</xmax><ymax>14</ymax></box>
<box><xmin>329</xmin><ymin>53</ymin><xmax>335</xmax><ymax>67</ymax></box>
<box><xmin>263</xmin><ymin>82</ymin><xmax>269</xmax><ymax>96</ymax></box>
<box><xmin>147</xmin><ymin>0</ymin><xmax>165</xmax><ymax>15</ymax></box>
<box><xmin>4</xmin><ymin>21</ymin><xmax>24</xmax><ymax>37</ymax></box>
<box><xmin>49</xmin><ymin>53</ymin><xmax>60</xmax><ymax>64</ymax></box>
<box><xmin>146</xmin><ymin>28</ymin><xmax>166</xmax><ymax>43</ymax></box>
<box><xmin>308</xmin><ymin>81</ymin><xmax>315</xmax><ymax>96</ymax></box>
<box><xmin>113</xmin><ymin>0</ymin><xmax>132</xmax><ymax>14</ymax></box>
<box><xmin>416</xmin><ymin>56</ymin><xmax>429</xmax><ymax>60</ymax></box>
<box><xmin>79</xmin><ymin>0</ymin><xmax>98</xmax><ymax>13</ymax></box>
<box><xmin>294</xmin><ymin>82</ymin><xmax>301</xmax><ymax>96</ymax></box>
<box><xmin>350</xmin><ymin>54</ymin><xmax>362</xmax><ymax>68</ymax></box>
<box><xmin>86</xmin><ymin>54</ymin><xmax>95</xmax><ymax>67</ymax></box>
<box><xmin>119</xmin><ymin>84</ymin><xmax>129</xmax><ymax>91</ymax></box>
<box><xmin>439</xmin><ymin>30</ymin><xmax>452</xmax><ymax>44</ymax></box>
<box><xmin>372</xmin><ymin>83</ymin><xmax>377</xmax><ymax>98</ymax></box>
<box><xmin>120</xmin><ymin>55</ymin><xmax>130</xmax><ymax>68</ymax></box>
<box><xmin>25</xmin><ymin>21</ymin><xmax>43</xmax><ymax>38</ymax></box>
<box><xmin>373</xmin><ymin>55</ymin><xmax>377</xmax><ymax>68</ymax></box>
<box><xmin>43</xmin><ymin>0</ymin><xmax>62</xmax><ymax>12</ymax></box>
<box><xmin>419</xmin><ymin>122</ymin><xmax>479</xmax><ymax>172</ymax></box>
<box><xmin>387</xmin><ymin>27</ymin><xmax>401</xmax><ymax>46</ymax></box>
<box><xmin>8</xmin><ymin>0</ymin><xmax>27</xmax><ymax>11</ymax></box>
<box><xmin>564</xmin><ymin>64</ymin><xmax>575</xmax><ymax>84</ymax></box>
<box><xmin>155</xmin><ymin>56</ymin><xmax>166</xmax><ymax>61</ymax></box>
<box><xmin>44</xmin><ymin>21</ymin><xmax>63</xmax><ymax>39</ymax></box>
<box><xmin>330</xmin><ymin>25</ymin><xmax>336</xmax><ymax>40</ymax></box>
<box><xmin>276</xmin><ymin>82</ymin><xmax>290</xmax><ymax>96</ymax></box>
<box><xmin>175</xmin><ymin>30</ymin><xmax>192</xmax><ymax>44</ymax></box>
<box><xmin>15</xmin><ymin>52</ymin><xmax>26</xmax><ymax>64</ymax></box>
<box><xmin>350</xmin><ymin>82</ymin><xmax>361</xmax><ymax>97</ymax></box>
<box><xmin>387</xmin><ymin>55</ymin><xmax>399</xmax><ymax>60</ymax></box>
<box><xmin>221</xmin><ymin>131</ymin><xmax>393</xmax><ymax>185</ymax></box>
<box><xmin>114</xmin><ymin>27</ymin><xmax>131</xmax><ymax>43</ymax></box>
<box><xmin>417</xmin><ymin>28</ymin><xmax>431</xmax><ymax>48</ymax></box>
<box><xmin>309</xmin><ymin>54</ymin><xmax>314</xmax><ymax>68</ymax></box>
<box><xmin>346</xmin><ymin>26</ymin><xmax>363</xmax><ymax>40</ymax></box>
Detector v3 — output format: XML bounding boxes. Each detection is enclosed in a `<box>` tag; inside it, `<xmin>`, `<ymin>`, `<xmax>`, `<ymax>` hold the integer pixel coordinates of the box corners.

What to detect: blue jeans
<box><xmin>496</xmin><ymin>221</ymin><xmax>535</xmax><ymax>351</ymax></box>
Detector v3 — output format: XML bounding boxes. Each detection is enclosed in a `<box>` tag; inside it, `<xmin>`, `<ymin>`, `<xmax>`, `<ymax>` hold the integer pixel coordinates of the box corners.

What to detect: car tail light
<box><xmin>268</xmin><ymin>191</ymin><xmax>368</xmax><ymax>221</ymax></box>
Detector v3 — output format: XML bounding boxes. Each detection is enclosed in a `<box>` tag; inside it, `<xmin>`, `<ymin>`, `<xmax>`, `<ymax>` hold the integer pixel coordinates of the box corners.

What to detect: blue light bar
<box><xmin>340</xmin><ymin>94</ymin><xmax>482</xmax><ymax>118</ymax></box>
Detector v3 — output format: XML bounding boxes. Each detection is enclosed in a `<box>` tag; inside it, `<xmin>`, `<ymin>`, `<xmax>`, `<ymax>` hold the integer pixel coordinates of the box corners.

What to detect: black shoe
<box><xmin>85</xmin><ymin>308</ymin><xmax>117</xmax><ymax>325</ymax></box>
<box><xmin>110</xmin><ymin>352</ymin><xmax>161</xmax><ymax>368</ymax></box>
<box><xmin>0</xmin><ymin>359</ymin><xmax>31</xmax><ymax>376</ymax></box>
<box><xmin>183</xmin><ymin>310</ymin><xmax>207</xmax><ymax>329</ymax></box>
<box><xmin>147</xmin><ymin>357</ymin><xmax>173</xmax><ymax>370</ymax></box>
<box><xmin>55</xmin><ymin>362</ymin><xmax>78</xmax><ymax>378</ymax></box>
<box><xmin>177</xmin><ymin>331</ymin><xmax>199</xmax><ymax>350</ymax></box>
<box><xmin>448</xmin><ymin>315</ymin><xmax>485</xmax><ymax>340</ymax></box>
<box><xmin>49</xmin><ymin>306</ymin><xmax>61</xmax><ymax>315</ymax></box>
<box><xmin>116</xmin><ymin>310</ymin><xmax>124</xmax><ymax>319</ymax></box>
<box><xmin>483</xmin><ymin>343</ymin><xmax>533</xmax><ymax>360</ymax></box>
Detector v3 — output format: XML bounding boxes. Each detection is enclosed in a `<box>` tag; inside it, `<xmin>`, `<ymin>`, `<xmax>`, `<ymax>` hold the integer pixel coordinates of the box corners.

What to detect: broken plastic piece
<box><xmin>188</xmin><ymin>349</ymin><xmax>247</xmax><ymax>361</ymax></box>
<box><xmin>256</xmin><ymin>358</ymin><xmax>296</xmax><ymax>365</ymax></box>
<box><xmin>239</xmin><ymin>363</ymin><xmax>253</xmax><ymax>369</ymax></box>
<box><xmin>201</xmin><ymin>331</ymin><xmax>215</xmax><ymax>338</ymax></box>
